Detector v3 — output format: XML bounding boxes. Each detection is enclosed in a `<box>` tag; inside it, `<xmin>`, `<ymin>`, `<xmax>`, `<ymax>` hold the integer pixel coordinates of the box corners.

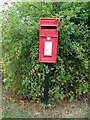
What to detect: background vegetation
<box><xmin>2</xmin><ymin>2</ymin><xmax>89</xmax><ymax>101</ymax></box>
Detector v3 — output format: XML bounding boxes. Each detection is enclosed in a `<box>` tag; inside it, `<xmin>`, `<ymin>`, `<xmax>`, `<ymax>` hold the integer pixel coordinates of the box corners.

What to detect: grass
<box><xmin>2</xmin><ymin>99</ymin><xmax>29</xmax><ymax>118</ymax></box>
<box><xmin>2</xmin><ymin>88</ymin><xmax>89</xmax><ymax>119</ymax></box>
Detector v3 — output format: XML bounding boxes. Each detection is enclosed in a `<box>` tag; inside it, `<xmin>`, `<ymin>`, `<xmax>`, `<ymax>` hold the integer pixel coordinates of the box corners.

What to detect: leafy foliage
<box><xmin>2</xmin><ymin>2</ymin><xmax>89</xmax><ymax>101</ymax></box>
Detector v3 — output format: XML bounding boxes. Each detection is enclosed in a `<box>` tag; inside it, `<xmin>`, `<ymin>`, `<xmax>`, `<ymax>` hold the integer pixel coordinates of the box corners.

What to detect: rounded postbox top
<box><xmin>40</xmin><ymin>18</ymin><xmax>59</xmax><ymax>27</ymax></box>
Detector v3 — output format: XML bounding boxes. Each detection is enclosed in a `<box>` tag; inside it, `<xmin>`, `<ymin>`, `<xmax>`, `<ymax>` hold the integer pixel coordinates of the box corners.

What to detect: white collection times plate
<box><xmin>44</xmin><ymin>41</ymin><xmax>52</xmax><ymax>56</ymax></box>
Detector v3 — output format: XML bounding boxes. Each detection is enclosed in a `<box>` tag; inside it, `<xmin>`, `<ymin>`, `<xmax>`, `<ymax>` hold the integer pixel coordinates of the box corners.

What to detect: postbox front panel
<box><xmin>39</xmin><ymin>37</ymin><xmax>58</xmax><ymax>63</ymax></box>
<box><xmin>39</xmin><ymin>18</ymin><xmax>59</xmax><ymax>63</ymax></box>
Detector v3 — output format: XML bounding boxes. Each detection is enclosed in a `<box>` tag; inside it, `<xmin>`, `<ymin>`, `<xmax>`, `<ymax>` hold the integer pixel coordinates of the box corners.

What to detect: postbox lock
<box><xmin>47</xmin><ymin>36</ymin><xmax>50</xmax><ymax>40</ymax></box>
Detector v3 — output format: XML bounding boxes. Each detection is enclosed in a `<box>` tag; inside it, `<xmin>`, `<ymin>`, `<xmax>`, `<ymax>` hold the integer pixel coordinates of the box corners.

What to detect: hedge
<box><xmin>2</xmin><ymin>2</ymin><xmax>89</xmax><ymax>101</ymax></box>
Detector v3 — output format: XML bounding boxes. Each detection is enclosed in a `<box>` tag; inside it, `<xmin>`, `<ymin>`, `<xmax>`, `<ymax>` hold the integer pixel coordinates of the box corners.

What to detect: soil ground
<box><xmin>1</xmin><ymin>88</ymin><xmax>89</xmax><ymax>119</ymax></box>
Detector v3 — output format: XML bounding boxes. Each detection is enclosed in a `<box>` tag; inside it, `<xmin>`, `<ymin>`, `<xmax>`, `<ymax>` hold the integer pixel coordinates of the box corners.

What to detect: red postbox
<box><xmin>39</xmin><ymin>18</ymin><xmax>59</xmax><ymax>63</ymax></box>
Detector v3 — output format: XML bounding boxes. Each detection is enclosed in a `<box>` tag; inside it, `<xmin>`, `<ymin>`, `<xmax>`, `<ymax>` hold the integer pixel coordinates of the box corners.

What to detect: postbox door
<box><xmin>39</xmin><ymin>36</ymin><xmax>58</xmax><ymax>63</ymax></box>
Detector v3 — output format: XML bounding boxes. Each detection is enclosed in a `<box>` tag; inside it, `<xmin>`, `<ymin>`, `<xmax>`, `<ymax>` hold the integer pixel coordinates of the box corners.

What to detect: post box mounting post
<box><xmin>42</xmin><ymin>63</ymin><xmax>51</xmax><ymax>108</ymax></box>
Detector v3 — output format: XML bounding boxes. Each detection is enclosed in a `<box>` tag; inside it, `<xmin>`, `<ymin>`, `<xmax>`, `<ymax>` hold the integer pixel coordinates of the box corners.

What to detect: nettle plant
<box><xmin>2</xmin><ymin>2</ymin><xmax>89</xmax><ymax>101</ymax></box>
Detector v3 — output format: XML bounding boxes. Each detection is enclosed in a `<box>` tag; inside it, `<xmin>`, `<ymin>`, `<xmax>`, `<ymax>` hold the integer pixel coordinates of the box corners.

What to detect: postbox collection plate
<box><xmin>44</xmin><ymin>41</ymin><xmax>52</xmax><ymax>56</ymax></box>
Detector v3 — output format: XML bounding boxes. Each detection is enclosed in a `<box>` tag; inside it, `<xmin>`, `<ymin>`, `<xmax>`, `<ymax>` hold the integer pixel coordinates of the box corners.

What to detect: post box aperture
<box><xmin>39</xmin><ymin>18</ymin><xmax>59</xmax><ymax>63</ymax></box>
